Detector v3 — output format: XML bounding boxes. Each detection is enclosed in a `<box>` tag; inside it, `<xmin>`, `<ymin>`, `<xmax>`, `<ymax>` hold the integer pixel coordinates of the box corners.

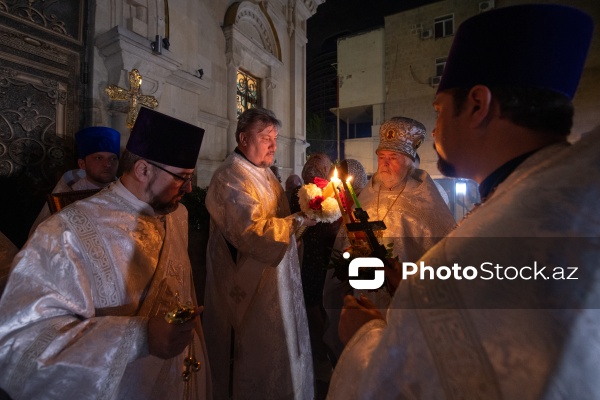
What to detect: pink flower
<box><xmin>313</xmin><ymin>177</ymin><xmax>329</xmax><ymax>189</ymax></box>
<box><xmin>308</xmin><ymin>196</ymin><xmax>325</xmax><ymax>210</ymax></box>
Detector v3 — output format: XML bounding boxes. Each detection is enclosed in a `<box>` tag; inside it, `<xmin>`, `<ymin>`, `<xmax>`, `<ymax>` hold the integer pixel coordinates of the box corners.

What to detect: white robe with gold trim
<box><xmin>327</xmin><ymin>130</ymin><xmax>600</xmax><ymax>399</ymax></box>
<box><xmin>0</xmin><ymin>181</ymin><xmax>211</xmax><ymax>400</ymax></box>
<box><xmin>203</xmin><ymin>152</ymin><xmax>313</xmax><ymax>400</ymax></box>
<box><xmin>323</xmin><ymin>168</ymin><xmax>456</xmax><ymax>359</ymax></box>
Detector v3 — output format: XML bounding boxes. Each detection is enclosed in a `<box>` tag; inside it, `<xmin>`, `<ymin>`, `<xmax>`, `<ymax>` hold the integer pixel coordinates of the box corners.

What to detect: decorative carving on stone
<box><xmin>223</xmin><ymin>1</ymin><xmax>281</xmax><ymax>62</ymax></box>
<box><xmin>287</xmin><ymin>0</ymin><xmax>295</xmax><ymax>38</ymax></box>
<box><xmin>300</xmin><ymin>0</ymin><xmax>324</xmax><ymax>15</ymax></box>
<box><xmin>265</xmin><ymin>77</ymin><xmax>277</xmax><ymax>90</ymax></box>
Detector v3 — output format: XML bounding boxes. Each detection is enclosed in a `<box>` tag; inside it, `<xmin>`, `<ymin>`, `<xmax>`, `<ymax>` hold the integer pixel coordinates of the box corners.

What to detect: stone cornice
<box><xmin>95</xmin><ymin>25</ymin><xmax>181</xmax><ymax>90</ymax></box>
<box><xmin>166</xmin><ymin>69</ymin><xmax>211</xmax><ymax>94</ymax></box>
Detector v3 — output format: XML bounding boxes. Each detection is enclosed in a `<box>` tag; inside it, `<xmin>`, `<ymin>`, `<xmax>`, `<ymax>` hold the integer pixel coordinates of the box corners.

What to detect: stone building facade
<box><xmin>340</xmin><ymin>0</ymin><xmax>600</xmax><ymax>176</ymax></box>
<box><xmin>0</xmin><ymin>0</ymin><xmax>322</xmax><ymax>246</ymax></box>
<box><xmin>94</xmin><ymin>0</ymin><xmax>322</xmax><ymax>186</ymax></box>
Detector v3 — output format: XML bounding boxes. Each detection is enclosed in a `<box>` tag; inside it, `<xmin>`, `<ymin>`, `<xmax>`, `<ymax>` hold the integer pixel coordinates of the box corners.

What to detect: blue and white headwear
<box><xmin>75</xmin><ymin>126</ymin><xmax>121</xmax><ymax>159</ymax></box>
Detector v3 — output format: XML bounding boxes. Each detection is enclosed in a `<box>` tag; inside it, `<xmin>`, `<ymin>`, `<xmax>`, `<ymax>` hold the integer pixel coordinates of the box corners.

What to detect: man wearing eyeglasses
<box><xmin>0</xmin><ymin>107</ymin><xmax>211</xmax><ymax>399</ymax></box>
<box><xmin>203</xmin><ymin>107</ymin><xmax>316</xmax><ymax>400</ymax></box>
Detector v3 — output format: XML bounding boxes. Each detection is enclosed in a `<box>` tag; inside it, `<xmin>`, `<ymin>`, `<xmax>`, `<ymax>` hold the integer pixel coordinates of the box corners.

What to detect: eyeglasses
<box><xmin>147</xmin><ymin>161</ymin><xmax>193</xmax><ymax>186</ymax></box>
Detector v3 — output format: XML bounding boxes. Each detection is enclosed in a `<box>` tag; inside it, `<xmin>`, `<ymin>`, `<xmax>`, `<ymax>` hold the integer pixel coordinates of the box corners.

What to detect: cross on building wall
<box><xmin>105</xmin><ymin>69</ymin><xmax>159</xmax><ymax>128</ymax></box>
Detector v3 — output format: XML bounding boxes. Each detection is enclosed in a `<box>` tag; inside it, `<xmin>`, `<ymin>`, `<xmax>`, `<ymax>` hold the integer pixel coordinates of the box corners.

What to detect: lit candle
<box><xmin>331</xmin><ymin>175</ymin><xmax>350</xmax><ymax>223</ymax></box>
<box><xmin>323</xmin><ymin>167</ymin><xmax>340</xmax><ymax>198</ymax></box>
<box><xmin>345</xmin><ymin>176</ymin><xmax>361</xmax><ymax>209</ymax></box>
<box><xmin>330</xmin><ymin>169</ymin><xmax>344</xmax><ymax>209</ymax></box>
<box><xmin>321</xmin><ymin>181</ymin><xmax>333</xmax><ymax>198</ymax></box>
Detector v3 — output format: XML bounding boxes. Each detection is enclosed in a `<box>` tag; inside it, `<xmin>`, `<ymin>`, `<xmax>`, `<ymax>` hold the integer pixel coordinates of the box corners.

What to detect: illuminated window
<box><xmin>237</xmin><ymin>70</ymin><xmax>260</xmax><ymax>116</ymax></box>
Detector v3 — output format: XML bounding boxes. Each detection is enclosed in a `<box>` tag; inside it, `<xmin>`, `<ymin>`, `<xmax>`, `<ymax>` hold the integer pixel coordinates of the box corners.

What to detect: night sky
<box><xmin>307</xmin><ymin>0</ymin><xmax>442</xmax><ymax>61</ymax></box>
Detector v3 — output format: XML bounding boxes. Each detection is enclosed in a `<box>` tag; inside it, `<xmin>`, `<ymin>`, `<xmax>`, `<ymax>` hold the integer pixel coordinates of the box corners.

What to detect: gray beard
<box><xmin>375</xmin><ymin>171</ymin><xmax>408</xmax><ymax>189</ymax></box>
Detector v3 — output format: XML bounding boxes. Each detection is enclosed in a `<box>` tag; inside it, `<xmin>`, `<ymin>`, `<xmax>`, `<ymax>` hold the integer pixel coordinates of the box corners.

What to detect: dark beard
<box><xmin>437</xmin><ymin>157</ymin><xmax>457</xmax><ymax>177</ymax></box>
<box><xmin>146</xmin><ymin>175</ymin><xmax>181</xmax><ymax>215</ymax></box>
<box><xmin>149</xmin><ymin>198</ymin><xmax>179</xmax><ymax>215</ymax></box>
<box><xmin>434</xmin><ymin>143</ymin><xmax>457</xmax><ymax>177</ymax></box>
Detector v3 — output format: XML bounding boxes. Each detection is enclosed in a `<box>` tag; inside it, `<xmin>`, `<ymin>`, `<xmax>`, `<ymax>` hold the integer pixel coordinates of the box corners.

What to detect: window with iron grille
<box><xmin>237</xmin><ymin>70</ymin><xmax>261</xmax><ymax>116</ymax></box>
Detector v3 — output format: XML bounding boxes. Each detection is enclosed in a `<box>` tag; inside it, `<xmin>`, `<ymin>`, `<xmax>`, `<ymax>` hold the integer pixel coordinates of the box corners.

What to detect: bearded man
<box><xmin>0</xmin><ymin>107</ymin><xmax>211</xmax><ymax>399</ymax></box>
<box><xmin>323</xmin><ymin>117</ymin><xmax>455</xmax><ymax>362</ymax></box>
<box><xmin>328</xmin><ymin>4</ymin><xmax>599</xmax><ymax>399</ymax></box>
<box><xmin>203</xmin><ymin>107</ymin><xmax>316</xmax><ymax>400</ymax></box>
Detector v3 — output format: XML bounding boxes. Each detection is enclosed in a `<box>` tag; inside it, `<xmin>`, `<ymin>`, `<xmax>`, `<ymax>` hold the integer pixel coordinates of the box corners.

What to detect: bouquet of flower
<box><xmin>297</xmin><ymin>177</ymin><xmax>342</xmax><ymax>223</ymax></box>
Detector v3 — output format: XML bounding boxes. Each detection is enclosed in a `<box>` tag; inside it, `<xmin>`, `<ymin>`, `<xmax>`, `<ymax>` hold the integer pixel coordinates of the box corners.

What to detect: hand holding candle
<box><xmin>330</xmin><ymin>168</ymin><xmax>348</xmax><ymax>217</ymax></box>
<box><xmin>322</xmin><ymin>167</ymin><xmax>340</xmax><ymax>199</ymax></box>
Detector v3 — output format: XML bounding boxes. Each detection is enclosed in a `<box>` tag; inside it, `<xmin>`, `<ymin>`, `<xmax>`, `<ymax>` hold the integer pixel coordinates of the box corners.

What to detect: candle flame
<box><xmin>333</xmin><ymin>167</ymin><xmax>338</xmax><ymax>180</ymax></box>
<box><xmin>346</xmin><ymin>176</ymin><xmax>353</xmax><ymax>183</ymax></box>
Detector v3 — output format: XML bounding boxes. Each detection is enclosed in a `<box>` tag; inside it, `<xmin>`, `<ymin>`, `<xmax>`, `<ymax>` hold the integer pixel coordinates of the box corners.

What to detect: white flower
<box><xmin>297</xmin><ymin>183</ymin><xmax>341</xmax><ymax>223</ymax></box>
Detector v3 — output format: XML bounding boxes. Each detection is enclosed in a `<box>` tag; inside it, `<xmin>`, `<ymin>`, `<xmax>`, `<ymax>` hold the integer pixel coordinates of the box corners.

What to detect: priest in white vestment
<box><xmin>323</xmin><ymin>117</ymin><xmax>456</xmax><ymax>361</ymax></box>
<box><xmin>204</xmin><ymin>107</ymin><xmax>315</xmax><ymax>400</ymax></box>
<box><xmin>29</xmin><ymin>126</ymin><xmax>121</xmax><ymax>235</ymax></box>
<box><xmin>0</xmin><ymin>107</ymin><xmax>211</xmax><ymax>400</ymax></box>
<box><xmin>327</xmin><ymin>5</ymin><xmax>600</xmax><ymax>399</ymax></box>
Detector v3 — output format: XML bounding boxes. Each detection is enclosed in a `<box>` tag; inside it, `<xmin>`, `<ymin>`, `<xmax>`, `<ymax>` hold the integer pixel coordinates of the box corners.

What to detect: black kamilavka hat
<box><xmin>438</xmin><ymin>4</ymin><xmax>594</xmax><ymax>100</ymax></box>
<box><xmin>126</xmin><ymin>107</ymin><xmax>205</xmax><ymax>169</ymax></box>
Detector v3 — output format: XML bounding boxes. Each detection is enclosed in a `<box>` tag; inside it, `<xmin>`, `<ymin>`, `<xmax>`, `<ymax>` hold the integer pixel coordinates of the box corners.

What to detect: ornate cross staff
<box><xmin>346</xmin><ymin>208</ymin><xmax>388</xmax><ymax>262</ymax></box>
<box><xmin>105</xmin><ymin>69</ymin><xmax>159</xmax><ymax>128</ymax></box>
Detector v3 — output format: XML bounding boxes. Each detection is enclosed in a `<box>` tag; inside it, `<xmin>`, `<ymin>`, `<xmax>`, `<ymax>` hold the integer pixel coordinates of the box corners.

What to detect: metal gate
<box><xmin>0</xmin><ymin>0</ymin><xmax>88</xmax><ymax>247</ymax></box>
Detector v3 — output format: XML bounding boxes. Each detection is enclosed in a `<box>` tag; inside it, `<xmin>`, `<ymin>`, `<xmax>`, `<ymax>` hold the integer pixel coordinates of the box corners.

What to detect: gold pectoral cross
<box><xmin>104</xmin><ymin>69</ymin><xmax>159</xmax><ymax>128</ymax></box>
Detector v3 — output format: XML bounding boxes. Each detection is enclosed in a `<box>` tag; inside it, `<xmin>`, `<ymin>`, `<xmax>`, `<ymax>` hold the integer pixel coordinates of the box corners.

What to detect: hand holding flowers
<box><xmin>297</xmin><ymin>177</ymin><xmax>342</xmax><ymax>223</ymax></box>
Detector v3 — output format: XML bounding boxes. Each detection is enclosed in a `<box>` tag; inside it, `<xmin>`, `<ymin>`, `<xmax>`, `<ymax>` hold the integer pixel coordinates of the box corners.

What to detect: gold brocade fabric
<box><xmin>0</xmin><ymin>181</ymin><xmax>210</xmax><ymax>400</ymax></box>
<box><xmin>328</xmin><ymin>130</ymin><xmax>600</xmax><ymax>399</ymax></box>
<box><xmin>323</xmin><ymin>168</ymin><xmax>456</xmax><ymax>359</ymax></box>
<box><xmin>203</xmin><ymin>152</ymin><xmax>313</xmax><ymax>400</ymax></box>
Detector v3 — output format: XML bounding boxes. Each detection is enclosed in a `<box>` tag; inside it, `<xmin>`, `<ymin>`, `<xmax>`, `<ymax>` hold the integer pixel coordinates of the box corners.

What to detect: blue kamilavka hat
<box><xmin>75</xmin><ymin>126</ymin><xmax>121</xmax><ymax>159</ymax></box>
<box><xmin>438</xmin><ymin>4</ymin><xmax>594</xmax><ymax>99</ymax></box>
<box><xmin>126</xmin><ymin>107</ymin><xmax>205</xmax><ymax>169</ymax></box>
